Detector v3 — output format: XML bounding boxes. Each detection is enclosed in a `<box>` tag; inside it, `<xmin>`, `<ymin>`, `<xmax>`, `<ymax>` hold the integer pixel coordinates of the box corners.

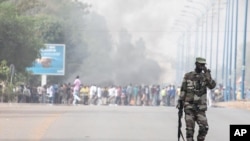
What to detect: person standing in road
<box><xmin>126</xmin><ymin>84</ymin><xmax>133</xmax><ymax>105</ymax></box>
<box><xmin>73</xmin><ymin>75</ymin><xmax>81</xmax><ymax>105</ymax></box>
<box><xmin>177</xmin><ymin>57</ymin><xmax>216</xmax><ymax>141</ymax></box>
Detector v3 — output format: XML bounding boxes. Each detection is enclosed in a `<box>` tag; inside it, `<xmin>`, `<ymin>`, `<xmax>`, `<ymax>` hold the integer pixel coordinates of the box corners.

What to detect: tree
<box><xmin>0</xmin><ymin>2</ymin><xmax>44</xmax><ymax>73</ymax></box>
<box><xmin>0</xmin><ymin>60</ymin><xmax>9</xmax><ymax>81</ymax></box>
<box><xmin>0</xmin><ymin>0</ymin><xmax>91</xmax><ymax>84</ymax></box>
<box><xmin>33</xmin><ymin>15</ymin><xmax>64</xmax><ymax>43</ymax></box>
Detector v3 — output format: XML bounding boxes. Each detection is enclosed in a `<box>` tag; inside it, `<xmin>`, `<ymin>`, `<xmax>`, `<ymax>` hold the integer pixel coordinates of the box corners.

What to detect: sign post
<box><xmin>41</xmin><ymin>75</ymin><xmax>47</xmax><ymax>86</ymax></box>
<box><xmin>27</xmin><ymin>44</ymin><xmax>66</xmax><ymax>86</ymax></box>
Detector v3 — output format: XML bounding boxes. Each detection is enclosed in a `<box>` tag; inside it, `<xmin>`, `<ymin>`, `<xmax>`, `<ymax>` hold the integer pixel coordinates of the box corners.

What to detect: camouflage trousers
<box><xmin>184</xmin><ymin>109</ymin><xmax>208</xmax><ymax>141</ymax></box>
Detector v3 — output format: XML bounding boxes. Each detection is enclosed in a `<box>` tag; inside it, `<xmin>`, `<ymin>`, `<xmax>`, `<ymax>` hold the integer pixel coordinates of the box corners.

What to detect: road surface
<box><xmin>0</xmin><ymin>103</ymin><xmax>249</xmax><ymax>141</ymax></box>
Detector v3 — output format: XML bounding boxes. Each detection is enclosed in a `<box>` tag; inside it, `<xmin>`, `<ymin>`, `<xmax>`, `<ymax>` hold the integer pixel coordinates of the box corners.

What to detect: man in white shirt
<box><xmin>108</xmin><ymin>86</ymin><xmax>116</xmax><ymax>105</ymax></box>
<box><xmin>89</xmin><ymin>85</ymin><xmax>97</xmax><ymax>105</ymax></box>
<box><xmin>49</xmin><ymin>85</ymin><xmax>55</xmax><ymax>104</ymax></box>
<box><xmin>97</xmin><ymin>86</ymin><xmax>102</xmax><ymax>105</ymax></box>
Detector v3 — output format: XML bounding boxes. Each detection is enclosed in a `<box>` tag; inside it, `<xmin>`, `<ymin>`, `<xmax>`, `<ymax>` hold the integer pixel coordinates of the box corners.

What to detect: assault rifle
<box><xmin>178</xmin><ymin>100</ymin><xmax>185</xmax><ymax>141</ymax></box>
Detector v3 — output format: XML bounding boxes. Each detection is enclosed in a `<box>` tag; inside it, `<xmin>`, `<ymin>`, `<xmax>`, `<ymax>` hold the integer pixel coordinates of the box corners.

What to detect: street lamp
<box><xmin>215</xmin><ymin>0</ymin><xmax>221</xmax><ymax>83</ymax></box>
<box><xmin>172</xmin><ymin>24</ymin><xmax>185</xmax><ymax>81</ymax></box>
<box><xmin>184</xmin><ymin>5</ymin><xmax>206</xmax><ymax>58</ymax></box>
<box><xmin>173</xmin><ymin>20</ymin><xmax>194</xmax><ymax>83</ymax></box>
<box><xmin>233</xmin><ymin>0</ymin><xmax>239</xmax><ymax>101</ymax></box>
<box><xmin>174</xmin><ymin>22</ymin><xmax>192</xmax><ymax>73</ymax></box>
<box><xmin>186</xmin><ymin>0</ymin><xmax>211</xmax><ymax>59</ymax></box>
<box><xmin>185</xmin><ymin>3</ymin><xmax>208</xmax><ymax>56</ymax></box>
<box><xmin>209</xmin><ymin>6</ymin><xmax>214</xmax><ymax>71</ymax></box>
<box><xmin>241</xmin><ymin>0</ymin><xmax>249</xmax><ymax>100</ymax></box>
<box><xmin>181</xmin><ymin>10</ymin><xmax>202</xmax><ymax>58</ymax></box>
<box><xmin>179</xmin><ymin>14</ymin><xmax>198</xmax><ymax>60</ymax></box>
<box><xmin>223</xmin><ymin>0</ymin><xmax>231</xmax><ymax>101</ymax></box>
<box><xmin>208</xmin><ymin>2</ymin><xmax>223</xmax><ymax>78</ymax></box>
<box><xmin>187</xmin><ymin>0</ymin><xmax>209</xmax><ymax>9</ymax></box>
<box><xmin>228</xmin><ymin>0</ymin><xmax>236</xmax><ymax>101</ymax></box>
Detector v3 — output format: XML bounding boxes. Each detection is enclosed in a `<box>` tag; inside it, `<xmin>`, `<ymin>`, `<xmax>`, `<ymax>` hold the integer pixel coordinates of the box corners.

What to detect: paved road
<box><xmin>0</xmin><ymin>103</ymin><xmax>249</xmax><ymax>141</ymax></box>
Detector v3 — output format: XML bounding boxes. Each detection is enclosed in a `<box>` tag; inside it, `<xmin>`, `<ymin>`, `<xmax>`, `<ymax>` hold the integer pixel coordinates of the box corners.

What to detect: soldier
<box><xmin>177</xmin><ymin>57</ymin><xmax>216</xmax><ymax>141</ymax></box>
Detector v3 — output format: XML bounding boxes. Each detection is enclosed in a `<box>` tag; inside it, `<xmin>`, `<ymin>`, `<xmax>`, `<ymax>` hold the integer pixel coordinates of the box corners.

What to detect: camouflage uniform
<box><xmin>178</xmin><ymin>57</ymin><xmax>216</xmax><ymax>141</ymax></box>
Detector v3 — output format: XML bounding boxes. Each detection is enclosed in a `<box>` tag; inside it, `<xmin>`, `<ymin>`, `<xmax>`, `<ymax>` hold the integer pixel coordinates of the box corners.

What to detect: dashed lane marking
<box><xmin>30</xmin><ymin>113</ymin><xmax>62</xmax><ymax>141</ymax></box>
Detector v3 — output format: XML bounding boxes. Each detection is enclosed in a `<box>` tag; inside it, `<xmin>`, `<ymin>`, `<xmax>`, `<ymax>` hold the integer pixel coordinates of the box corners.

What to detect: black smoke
<box><xmin>67</xmin><ymin>12</ymin><xmax>163</xmax><ymax>85</ymax></box>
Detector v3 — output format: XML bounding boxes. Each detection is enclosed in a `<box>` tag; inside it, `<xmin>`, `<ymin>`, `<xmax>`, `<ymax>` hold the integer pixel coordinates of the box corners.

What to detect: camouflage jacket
<box><xmin>179</xmin><ymin>71</ymin><xmax>216</xmax><ymax>111</ymax></box>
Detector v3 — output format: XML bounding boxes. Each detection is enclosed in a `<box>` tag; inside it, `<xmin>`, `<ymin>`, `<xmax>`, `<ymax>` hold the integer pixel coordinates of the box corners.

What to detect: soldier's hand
<box><xmin>205</xmin><ymin>70</ymin><xmax>212</xmax><ymax>81</ymax></box>
<box><xmin>202</xmin><ymin>66</ymin><xmax>208</xmax><ymax>73</ymax></box>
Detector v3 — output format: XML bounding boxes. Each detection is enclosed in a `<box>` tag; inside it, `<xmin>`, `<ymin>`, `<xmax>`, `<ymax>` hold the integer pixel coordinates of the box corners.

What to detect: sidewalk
<box><xmin>214</xmin><ymin>101</ymin><xmax>250</xmax><ymax>110</ymax></box>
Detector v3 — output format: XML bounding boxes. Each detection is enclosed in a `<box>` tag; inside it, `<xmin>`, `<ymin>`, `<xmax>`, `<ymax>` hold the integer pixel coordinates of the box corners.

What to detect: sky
<box><xmin>85</xmin><ymin>0</ymin><xmax>186</xmax><ymax>56</ymax></box>
<box><xmin>78</xmin><ymin>0</ymin><xmax>250</xmax><ymax>85</ymax></box>
<box><xmin>80</xmin><ymin>0</ymin><xmax>188</xmax><ymax>83</ymax></box>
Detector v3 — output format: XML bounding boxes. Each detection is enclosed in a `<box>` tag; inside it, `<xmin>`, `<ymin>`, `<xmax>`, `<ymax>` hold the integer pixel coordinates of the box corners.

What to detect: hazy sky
<box><xmin>82</xmin><ymin>0</ymin><xmax>185</xmax><ymax>59</ymax></box>
<box><xmin>80</xmin><ymin>0</ymin><xmax>190</xmax><ymax>83</ymax></box>
<box><xmin>79</xmin><ymin>0</ymin><xmax>250</xmax><ymax>84</ymax></box>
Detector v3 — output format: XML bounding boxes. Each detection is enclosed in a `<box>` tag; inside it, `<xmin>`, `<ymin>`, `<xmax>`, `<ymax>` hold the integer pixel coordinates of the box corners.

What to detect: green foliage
<box><xmin>33</xmin><ymin>15</ymin><xmax>64</xmax><ymax>43</ymax></box>
<box><xmin>15</xmin><ymin>0</ymin><xmax>44</xmax><ymax>15</ymax></box>
<box><xmin>0</xmin><ymin>0</ymin><xmax>8</xmax><ymax>4</ymax></box>
<box><xmin>4</xmin><ymin>83</ymin><xmax>16</xmax><ymax>102</ymax></box>
<box><xmin>0</xmin><ymin>2</ymin><xmax>44</xmax><ymax>73</ymax></box>
<box><xmin>0</xmin><ymin>0</ymin><xmax>91</xmax><ymax>84</ymax></box>
<box><xmin>14</xmin><ymin>71</ymin><xmax>33</xmax><ymax>85</ymax></box>
<box><xmin>0</xmin><ymin>60</ymin><xmax>9</xmax><ymax>81</ymax></box>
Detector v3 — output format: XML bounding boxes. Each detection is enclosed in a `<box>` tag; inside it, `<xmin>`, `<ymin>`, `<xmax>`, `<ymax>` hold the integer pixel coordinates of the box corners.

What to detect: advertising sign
<box><xmin>27</xmin><ymin>44</ymin><xmax>65</xmax><ymax>75</ymax></box>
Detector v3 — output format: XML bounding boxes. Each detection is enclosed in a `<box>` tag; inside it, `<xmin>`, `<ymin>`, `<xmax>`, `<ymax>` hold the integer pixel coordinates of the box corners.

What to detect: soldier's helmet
<box><xmin>196</xmin><ymin>57</ymin><xmax>206</xmax><ymax>64</ymax></box>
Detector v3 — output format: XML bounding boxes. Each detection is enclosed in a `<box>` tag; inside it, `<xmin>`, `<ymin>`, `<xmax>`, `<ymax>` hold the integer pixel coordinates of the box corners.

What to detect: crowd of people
<box><xmin>210</xmin><ymin>85</ymin><xmax>250</xmax><ymax>102</ymax></box>
<box><xmin>16</xmin><ymin>82</ymin><xmax>178</xmax><ymax>106</ymax></box>
<box><xmin>12</xmin><ymin>76</ymin><xmax>250</xmax><ymax>106</ymax></box>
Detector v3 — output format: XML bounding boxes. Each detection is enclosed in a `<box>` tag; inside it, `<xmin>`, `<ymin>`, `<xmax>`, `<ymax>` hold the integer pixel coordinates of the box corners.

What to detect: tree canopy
<box><xmin>0</xmin><ymin>2</ymin><xmax>43</xmax><ymax>73</ymax></box>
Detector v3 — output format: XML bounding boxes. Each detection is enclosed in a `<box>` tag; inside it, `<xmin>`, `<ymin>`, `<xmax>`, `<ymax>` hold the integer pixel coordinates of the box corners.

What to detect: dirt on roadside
<box><xmin>214</xmin><ymin>101</ymin><xmax>250</xmax><ymax>110</ymax></box>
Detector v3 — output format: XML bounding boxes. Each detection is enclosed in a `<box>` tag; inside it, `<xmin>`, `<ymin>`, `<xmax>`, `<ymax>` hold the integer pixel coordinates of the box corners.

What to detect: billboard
<box><xmin>27</xmin><ymin>44</ymin><xmax>65</xmax><ymax>75</ymax></box>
